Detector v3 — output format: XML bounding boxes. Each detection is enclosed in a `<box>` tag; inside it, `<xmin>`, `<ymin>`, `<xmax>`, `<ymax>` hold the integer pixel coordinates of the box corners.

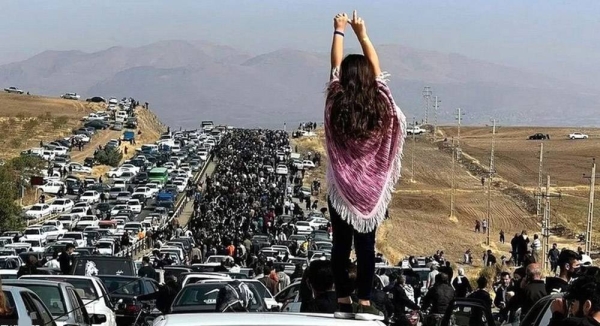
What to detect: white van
<box><xmin>115</xmin><ymin>111</ymin><xmax>128</xmax><ymax>122</ymax></box>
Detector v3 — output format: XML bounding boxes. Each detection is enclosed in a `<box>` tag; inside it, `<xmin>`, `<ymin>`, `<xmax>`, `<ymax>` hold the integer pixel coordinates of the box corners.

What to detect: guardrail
<box><xmin>115</xmin><ymin>154</ymin><xmax>214</xmax><ymax>259</ymax></box>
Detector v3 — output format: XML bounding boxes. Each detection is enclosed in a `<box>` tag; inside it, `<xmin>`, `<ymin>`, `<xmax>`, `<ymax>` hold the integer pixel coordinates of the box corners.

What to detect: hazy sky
<box><xmin>1</xmin><ymin>0</ymin><xmax>599</xmax><ymax>85</ymax></box>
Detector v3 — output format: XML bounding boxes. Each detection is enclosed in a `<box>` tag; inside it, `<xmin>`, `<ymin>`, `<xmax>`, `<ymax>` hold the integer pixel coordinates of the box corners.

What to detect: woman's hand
<box><xmin>333</xmin><ymin>12</ymin><xmax>349</xmax><ymax>32</ymax></box>
<box><xmin>349</xmin><ymin>10</ymin><xmax>367</xmax><ymax>39</ymax></box>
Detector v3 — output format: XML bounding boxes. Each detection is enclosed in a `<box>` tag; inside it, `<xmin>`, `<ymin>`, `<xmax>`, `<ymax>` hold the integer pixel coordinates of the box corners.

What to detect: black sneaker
<box><xmin>334</xmin><ymin>303</ymin><xmax>357</xmax><ymax>319</ymax></box>
<box><xmin>355</xmin><ymin>304</ymin><xmax>385</xmax><ymax>321</ymax></box>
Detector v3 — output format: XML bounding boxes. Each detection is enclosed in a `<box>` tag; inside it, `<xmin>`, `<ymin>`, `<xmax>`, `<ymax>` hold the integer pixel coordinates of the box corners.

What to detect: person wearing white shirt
<box><xmin>44</xmin><ymin>252</ymin><xmax>60</xmax><ymax>269</ymax></box>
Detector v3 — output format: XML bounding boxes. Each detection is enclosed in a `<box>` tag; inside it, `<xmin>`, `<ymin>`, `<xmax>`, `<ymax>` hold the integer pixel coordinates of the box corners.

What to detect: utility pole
<box><xmin>584</xmin><ymin>159</ymin><xmax>597</xmax><ymax>255</ymax></box>
<box><xmin>486</xmin><ymin>119</ymin><xmax>497</xmax><ymax>246</ymax></box>
<box><xmin>537</xmin><ymin>175</ymin><xmax>561</xmax><ymax>270</ymax></box>
<box><xmin>450</xmin><ymin>137</ymin><xmax>456</xmax><ymax>218</ymax></box>
<box><xmin>411</xmin><ymin>116</ymin><xmax>416</xmax><ymax>183</ymax></box>
<box><xmin>422</xmin><ymin>87</ymin><xmax>432</xmax><ymax>124</ymax></box>
<box><xmin>536</xmin><ymin>143</ymin><xmax>544</xmax><ymax>218</ymax></box>
<box><xmin>433</xmin><ymin>96</ymin><xmax>440</xmax><ymax>141</ymax></box>
<box><xmin>455</xmin><ymin>108</ymin><xmax>465</xmax><ymax>149</ymax></box>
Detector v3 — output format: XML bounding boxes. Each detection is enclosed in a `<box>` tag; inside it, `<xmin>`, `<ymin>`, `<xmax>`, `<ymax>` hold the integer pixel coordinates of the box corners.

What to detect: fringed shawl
<box><xmin>325</xmin><ymin>69</ymin><xmax>406</xmax><ymax>233</ymax></box>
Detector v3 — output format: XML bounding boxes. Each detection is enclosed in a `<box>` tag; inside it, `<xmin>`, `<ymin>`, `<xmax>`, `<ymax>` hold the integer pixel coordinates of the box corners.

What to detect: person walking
<box><xmin>325</xmin><ymin>10</ymin><xmax>406</xmax><ymax>321</ymax></box>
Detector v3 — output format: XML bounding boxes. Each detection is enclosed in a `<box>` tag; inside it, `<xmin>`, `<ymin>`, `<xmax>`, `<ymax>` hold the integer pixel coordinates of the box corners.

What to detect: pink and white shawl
<box><xmin>325</xmin><ymin>69</ymin><xmax>406</xmax><ymax>233</ymax></box>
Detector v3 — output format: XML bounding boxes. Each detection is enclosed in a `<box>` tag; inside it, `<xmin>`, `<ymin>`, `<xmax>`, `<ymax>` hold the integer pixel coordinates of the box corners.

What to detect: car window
<box><xmin>143</xmin><ymin>279</ymin><xmax>159</xmax><ymax>294</ymax></box>
<box><xmin>66</xmin><ymin>289</ymin><xmax>85</xmax><ymax>324</ymax></box>
<box><xmin>24</xmin><ymin>292</ymin><xmax>54</xmax><ymax>326</ymax></box>
<box><xmin>102</xmin><ymin>277</ymin><xmax>143</xmax><ymax>295</ymax></box>
<box><xmin>520</xmin><ymin>297</ymin><xmax>551</xmax><ymax>326</ymax></box>
<box><xmin>0</xmin><ymin>291</ymin><xmax>18</xmax><ymax>319</ymax></box>
<box><xmin>20</xmin><ymin>285</ymin><xmax>66</xmax><ymax>317</ymax></box>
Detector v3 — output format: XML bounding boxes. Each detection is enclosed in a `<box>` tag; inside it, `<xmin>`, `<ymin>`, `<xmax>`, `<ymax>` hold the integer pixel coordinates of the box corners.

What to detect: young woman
<box><xmin>325</xmin><ymin>10</ymin><xmax>406</xmax><ymax>320</ymax></box>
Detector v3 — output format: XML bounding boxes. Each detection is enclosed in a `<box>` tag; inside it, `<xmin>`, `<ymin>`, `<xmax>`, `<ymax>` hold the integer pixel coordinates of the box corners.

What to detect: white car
<box><xmin>294</xmin><ymin>221</ymin><xmax>313</xmax><ymax>235</ymax></box>
<box><xmin>302</xmin><ymin>160</ymin><xmax>316</xmax><ymax>169</ymax></box>
<box><xmin>21</xmin><ymin>275</ymin><xmax>117</xmax><ymax>326</ymax></box>
<box><xmin>76</xmin><ymin>215</ymin><xmax>99</xmax><ymax>229</ymax></box>
<box><xmin>264</xmin><ymin>165</ymin><xmax>274</xmax><ymax>173</ymax></box>
<box><xmin>4</xmin><ymin>86</ymin><xmax>24</xmax><ymax>94</ymax></box>
<box><xmin>275</xmin><ymin>164</ymin><xmax>289</xmax><ymax>175</ymax></box>
<box><xmin>145</xmin><ymin>183</ymin><xmax>161</xmax><ymax>195</ymax></box>
<box><xmin>307</xmin><ymin>217</ymin><xmax>329</xmax><ymax>229</ymax></box>
<box><xmin>20</xmin><ymin>227</ymin><xmax>47</xmax><ymax>241</ymax></box>
<box><xmin>126</xmin><ymin>199</ymin><xmax>142</xmax><ymax>214</ymax></box>
<box><xmin>66</xmin><ymin>162</ymin><xmax>92</xmax><ymax>174</ymax></box>
<box><xmin>36</xmin><ymin>180</ymin><xmax>64</xmax><ymax>194</ymax></box>
<box><xmin>292</xmin><ymin>159</ymin><xmax>304</xmax><ymax>170</ymax></box>
<box><xmin>61</xmin><ymin>92</ymin><xmax>81</xmax><ymax>100</ymax></box>
<box><xmin>106</xmin><ymin>168</ymin><xmax>134</xmax><ymax>178</ymax></box>
<box><xmin>25</xmin><ymin>204</ymin><xmax>52</xmax><ymax>219</ymax></box>
<box><xmin>173</xmin><ymin>180</ymin><xmax>186</xmax><ymax>193</ymax></box>
<box><xmin>57</xmin><ymin>214</ymin><xmax>78</xmax><ymax>231</ymax></box>
<box><xmin>110</xmin><ymin>205</ymin><xmax>129</xmax><ymax>216</ymax></box>
<box><xmin>41</xmin><ymin>225</ymin><xmax>65</xmax><ymax>242</ymax></box>
<box><xmin>61</xmin><ymin>232</ymin><xmax>86</xmax><ymax>247</ymax></box>
<box><xmin>20</xmin><ymin>239</ymin><xmax>45</xmax><ymax>252</ymax></box>
<box><xmin>198</xmin><ymin>150</ymin><xmax>209</xmax><ymax>161</ymax></box>
<box><xmin>569</xmin><ymin>132</ymin><xmax>589</xmax><ymax>139</ymax></box>
<box><xmin>132</xmin><ymin>187</ymin><xmax>153</xmax><ymax>199</ymax></box>
<box><xmin>69</xmin><ymin>207</ymin><xmax>90</xmax><ymax>218</ymax></box>
<box><xmin>49</xmin><ymin>198</ymin><xmax>74</xmax><ymax>213</ymax></box>
<box><xmin>120</xmin><ymin>164</ymin><xmax>140</xmax><ymax>174</ymax></box>
<box><xmin>80</xmin><ymin>191</ymin><xmax>100</xmax><ymax>204</ymax></box>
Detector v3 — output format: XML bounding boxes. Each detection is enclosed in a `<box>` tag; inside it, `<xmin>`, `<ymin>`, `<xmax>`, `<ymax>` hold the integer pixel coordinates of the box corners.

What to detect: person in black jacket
<box><xmin>421</xmin><ymin>273</ymin><xmax>454</xmax><ymax>326</ymax></box>
<box><xmin>507</xmin><ymin>263</ymin><xmax>547</xmax><ymax>317</ymax></box>
<box><xmin>549</xmin><ymin>274</ymin><xmax>600</xmax><ymax>326</ymax></box>
<box><xmin>59</xmin><ymin>244</ymin><xmax>75</xmax><ymax>274</ymax></box>
<box><xmin>136</xmin><ymin>274</ymin><xmax>180</xmax><ymax>314</ymax></box>
<box><xmin>468</xmin><ymin>277</ymin><xmax>492</xmax><ymax>309</ymax></box>
<box><xmin>546</xmin><ymin>249</ymin><xmax>581</xmax><ymax>294</ymax></box>
<box><xmin>302</xmin><ymin>260</ymin><xmax>337</xmax><ymax>314</ymax></box>
<box><xmin>137</xmin><ymin>256</ymin><xmax>156</xmax><ymax>280</ymax></box>
<box><xmin>390</xmin><ymin>275</ymin><xmax>420</xmax><ymax>326</ymax></box>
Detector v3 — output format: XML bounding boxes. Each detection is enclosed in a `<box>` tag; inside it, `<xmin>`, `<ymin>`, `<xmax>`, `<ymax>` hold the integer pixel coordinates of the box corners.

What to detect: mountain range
<box><xmin>0</xmin><ymin>39</ymin><xmax>598</xmax><ymax>128</ymax></box>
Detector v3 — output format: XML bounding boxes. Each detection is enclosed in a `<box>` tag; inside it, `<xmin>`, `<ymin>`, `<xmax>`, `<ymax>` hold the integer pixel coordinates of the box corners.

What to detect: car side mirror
<box><xmin>117</xmin><ymin>299</ymin><xmax>123</xmax><ymax>304</ymax></box>
<box><xmin>91</xmin><ymin>314</ymin><xmax>107</xmax><ymax>324</ymax></box>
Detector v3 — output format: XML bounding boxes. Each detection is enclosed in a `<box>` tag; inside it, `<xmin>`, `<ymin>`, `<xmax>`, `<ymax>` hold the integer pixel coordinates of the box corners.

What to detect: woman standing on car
<box><xmin>325</xmin><ymin>10</ymin><xmax>406</xmax><ymax>321</ymax></box>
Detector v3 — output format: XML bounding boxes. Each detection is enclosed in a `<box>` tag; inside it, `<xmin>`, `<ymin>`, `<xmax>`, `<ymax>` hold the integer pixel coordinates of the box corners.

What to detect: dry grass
<box><xmin>292</xmin><ymin>127</ymin><xmax>587</xmax><ymax>278</ymax></box>
<box><xmin>0</xmin><ymin>93</ymin><xmax>105</xmax><ymax>160</ymax></box>
<box><xmin>0</xmin><ymin>93</ymin><xmax>166</xmax><ymax>205</ymax></box>
<box><xmin>439</xmin><ymin>126</ymin><xmax>600</xmax><ymax>244</ymax></box>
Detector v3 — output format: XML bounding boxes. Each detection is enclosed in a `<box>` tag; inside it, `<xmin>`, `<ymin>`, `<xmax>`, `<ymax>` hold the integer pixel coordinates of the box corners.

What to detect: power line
<box><xmin>433</xmin><ymin>96</ymin><xmax>440</xmax><ymax>142</ymax></box>
<box><xmin>583</xmin><ymin>158</ymin><xmax>598</xmax><ymax>255</ymax></box>
<box><xmin>450</xmin><ymin>137</ymin><xmax>456</xmax><ymax>218</ymax></box>
<box><xmin>536</xmin><ymin>143</ymin><xmax>544</xmax><ymax>219</ymax></box>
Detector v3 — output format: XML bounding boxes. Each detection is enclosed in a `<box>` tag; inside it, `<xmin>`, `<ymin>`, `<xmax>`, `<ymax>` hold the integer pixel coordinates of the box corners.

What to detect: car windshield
<box><xmin>30</xmin><ymin>206</ymin><xmax>42</xmax><ymax>211</ymax></box>
<box><xmin>100</xmin><ymin>277</ymin><xmax>143</xmax><ymax>295</ymax></box>
<box><xmin>63</xmin><ymin>233</ymin><xmax>82</xmax><ymax>240</ymax></box>
<box><xmin>24</xmin><ymin>229</ymin><xmax>40</xmax><ymax>235</ymax></box>
<box><xmin>80</xmin><ymin>216</ymin><xmax>94</xmax><ymax>221</ymax></box>
<box><xmin>20</xmin><ymin>285</ymin><xmax>67</xmax><ymax>317</ymax></box>
<box><xmin>0</xmin><ymin>258</ymin><xmax>19</xmax><ymax>269</ymax></box>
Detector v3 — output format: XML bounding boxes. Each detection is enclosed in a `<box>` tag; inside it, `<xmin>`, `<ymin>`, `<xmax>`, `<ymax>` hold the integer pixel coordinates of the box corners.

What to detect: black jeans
<box><xmin>329</xmin><ymin>199</ymin><xmax>376</xmax><ymax>301</ymax></box>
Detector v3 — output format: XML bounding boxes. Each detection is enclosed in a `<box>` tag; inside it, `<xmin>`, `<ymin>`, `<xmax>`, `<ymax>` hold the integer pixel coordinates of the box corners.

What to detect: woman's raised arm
<box><xmin>330</xmin><ymin>13</ymin><xmax>348</xmax><ymax>80</ymax></box>
<box><xmin>350</xmin><ymin>10</ymin><xmax>381</xmax><ymax>77</ymax></box>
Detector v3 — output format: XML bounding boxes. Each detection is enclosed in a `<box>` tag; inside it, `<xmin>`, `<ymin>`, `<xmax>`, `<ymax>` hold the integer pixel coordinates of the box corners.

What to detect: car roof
<box><xmin>155</xmin><ymin>313</ymin><xmax>385</xmax><ymax>326</ymax></box>
<box><xmin>4</xmin><ymin>279</ymin><xmax>71</xmax><ymax>288</ymax></box>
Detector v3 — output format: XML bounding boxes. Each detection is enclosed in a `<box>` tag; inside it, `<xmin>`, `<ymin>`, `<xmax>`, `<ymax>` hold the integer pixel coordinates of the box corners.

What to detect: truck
<box><xmin>407</xmin><ymin>126</ymin><xmax>426</xmax><ymax>135</ymax></box>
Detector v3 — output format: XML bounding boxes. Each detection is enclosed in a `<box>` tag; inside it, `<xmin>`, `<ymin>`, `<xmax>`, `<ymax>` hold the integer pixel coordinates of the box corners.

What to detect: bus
<box><xmin>148</xmin><ymin>167</ymin><xmax>169</xmax><ymax>185</ymax></box>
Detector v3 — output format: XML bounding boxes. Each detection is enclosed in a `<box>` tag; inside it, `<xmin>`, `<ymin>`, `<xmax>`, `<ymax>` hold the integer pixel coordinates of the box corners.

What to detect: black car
<box><xmin>99</xmin><ymin>275</ymin><xmax>159</xmax><ymax>326</ymax></box>
<box><xmin>86</xmin><ymin>96</ymin><xmax>106</xmax><ymax>103</ymax></box>
<box><xmin>131</xmin><ymin>172</ymin><xmax>148</xmax><ymax>185</ymax></box>
<box><xmin>84</xmin><ymin>157</ymin><xmax>96</xmax><ymax>167</ymax></box>
<box><xmin>84</xmin><ymin>120</ymin><xmax>109</xmax><ymax>130</ymax></box>
<box><xmin>528</xmin><ymin>133</ymin><xmax>548</xmax><ymax>140</ymax></box>
<box><xmin>96</xmin><ymin>203</ymin><xmax>112</xmax><ymax>218</ymax></box>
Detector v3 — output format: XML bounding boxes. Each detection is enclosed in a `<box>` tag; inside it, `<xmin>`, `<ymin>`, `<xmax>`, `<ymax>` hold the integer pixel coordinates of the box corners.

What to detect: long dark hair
<box><xmin>328</xmin><ymin>54</ymin><xmax>391</xmax><ymax>143</ymax></box>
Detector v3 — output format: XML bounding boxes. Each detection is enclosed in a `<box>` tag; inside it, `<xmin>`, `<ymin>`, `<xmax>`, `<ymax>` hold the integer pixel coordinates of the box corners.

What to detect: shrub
<box><xmin>39</xmin><ymin>111</ymin><xmax>53</xmax><ymax>121</ymax></box>
<box><xmin>23</xmin><ymin>118</ymin><xmax>40</xmax><ymax>130</ymax></box>
<box><xmin>14</xmin><ymin>112</ymin><xmax>26</xmax><ymax>120</ymax></box>
<box><xmin>95</xmin><ymin>147</ymin><xmax>123</xmax><ymax>167</ymax></box>
<box><xmin>52</xmin><ymin>116</ymin><xmax>69</xmax><ymax>129</ymax></box>
<box><xmin>9</xmin><ymin>138</ymin><xmax>22</xmax><ymax>149</ymax></box>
